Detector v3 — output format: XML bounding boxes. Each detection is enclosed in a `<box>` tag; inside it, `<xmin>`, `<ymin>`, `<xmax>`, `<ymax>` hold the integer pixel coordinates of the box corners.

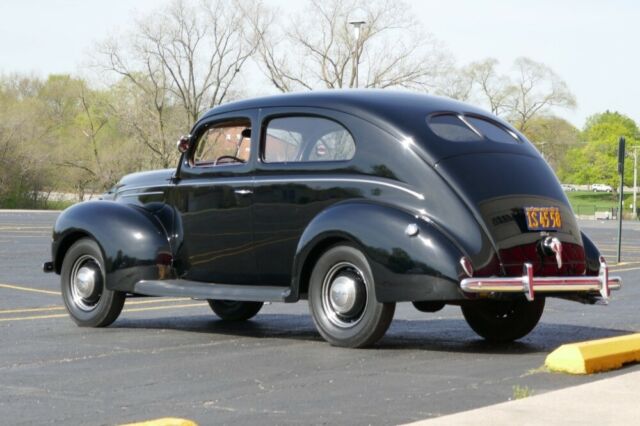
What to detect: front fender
<box><xmin>293</xmin><ymin>201</ymin><xmax>468</xmax><ymax>303</ymax></box>
<box><xmin>53</xmin><ymin>200</ymin><xmax>172</xmax><ymax>292</ymax></box>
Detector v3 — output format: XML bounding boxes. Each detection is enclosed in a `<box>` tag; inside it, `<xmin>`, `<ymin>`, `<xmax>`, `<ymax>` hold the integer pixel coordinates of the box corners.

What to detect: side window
<box><xmin>192</xmin><ymin>119</ymin><xmax>251</xmax><ymax>166</ymax></box>
<box><xmin>263</xmin><ymin>116</ymin><xmax>355</xmax><ymax>163</ymax></box>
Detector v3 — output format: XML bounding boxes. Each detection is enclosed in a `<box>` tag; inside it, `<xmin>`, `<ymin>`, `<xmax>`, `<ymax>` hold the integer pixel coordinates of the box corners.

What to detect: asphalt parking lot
<box><xmin>1</xmin><ymin>211</ymin><xmax>639</xmax><ymax>425</ymax></box>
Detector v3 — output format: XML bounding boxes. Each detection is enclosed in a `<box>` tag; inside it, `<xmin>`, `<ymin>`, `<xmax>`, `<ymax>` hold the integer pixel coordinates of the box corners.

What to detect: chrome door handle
<box><xmin>234</xmin><ymin>188</ymin><xmax>253</xmax><ymax>195</ymax></box>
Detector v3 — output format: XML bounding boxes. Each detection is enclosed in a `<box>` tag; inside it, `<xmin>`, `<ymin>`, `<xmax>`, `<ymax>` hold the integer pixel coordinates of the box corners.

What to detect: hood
<box><xmin>116</xmin><ymin>168</ymin><xmax>175</xmax><ymax>191</ymax></box>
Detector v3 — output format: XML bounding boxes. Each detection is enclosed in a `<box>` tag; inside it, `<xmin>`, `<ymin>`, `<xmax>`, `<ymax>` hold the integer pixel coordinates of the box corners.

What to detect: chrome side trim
<box><xmin>461</xmin><ymin>259</ymin><xmax>622</xmax><ymax>302</ymax></box>
<box><xmin>118</xmin><ymin>177</ymin><xmax>425</xmax><ymax>200</ymax></box>
<box><xmin>119</xmin><ymin>191</ymin><xmax>165</xmax><ymax>198</ymax></box>
<box><xmin>118</xmin><ymin>186</ymin><xmax>171</xmax><ymax>194</ymax></box>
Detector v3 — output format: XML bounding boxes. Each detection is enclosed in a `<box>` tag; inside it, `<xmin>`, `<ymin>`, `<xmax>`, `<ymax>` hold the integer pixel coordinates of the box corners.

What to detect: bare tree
<box><xmin>449</xmin><ymin>57</ymin><xmax>576</xmax><ymax>132</ymax></box>
<box><xmin>433</xmin><ymin>64</ymin><xmax>474</xmax><ymax>102</ymax></box>
<box><xmin>96</xmin><ymin>0</ymin><xmax>266</xmax><ymax>167</ymax></box>
<box><xmin>465</xmin><ymin>58</ymin><xmax>515</xmax><ymax>116</ymax></box>
<box><xmin>256</xmin><ymin>0</ymin><xmax>451</xmax><ymax>92</ymax></box>
<box><xmin>508</xmin><ymin>57</ymin><xmax>576</xmax><ymax>131</ymax></box>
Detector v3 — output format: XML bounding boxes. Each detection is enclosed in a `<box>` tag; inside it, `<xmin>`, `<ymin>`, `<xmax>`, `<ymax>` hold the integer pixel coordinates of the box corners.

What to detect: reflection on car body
<box><xmin>44</xmin><ymin>90</ymin><xmax>621</xmax><ymax>348</ymax></box>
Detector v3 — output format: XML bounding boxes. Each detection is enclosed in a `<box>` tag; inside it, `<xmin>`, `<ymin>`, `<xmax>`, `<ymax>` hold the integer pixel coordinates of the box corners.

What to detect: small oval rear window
<box><xmin>427</xmin><ymin>114</ymin><xmax>482</xmax><ymax>142</ymax></box>
<box><xmin>464</xmin><ymin>116</ymin><xmax>519</xmax><ymax>144</ymax></box>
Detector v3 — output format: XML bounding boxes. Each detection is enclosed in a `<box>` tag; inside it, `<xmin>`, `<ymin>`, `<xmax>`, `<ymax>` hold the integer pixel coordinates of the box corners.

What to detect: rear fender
<box><xmin>53</xmin><ymin>201</ymin><xmax>172</xmax><ymax>292</ymax></box>
<box><xmin>292</xmin><ymin>201</ymin><xmax>468</xmax><ymax>303</ymax></box>
<box><xmin>581</xmin><ymin>231</ymin><xmax>601</xmax><ymax>275</ymax></box>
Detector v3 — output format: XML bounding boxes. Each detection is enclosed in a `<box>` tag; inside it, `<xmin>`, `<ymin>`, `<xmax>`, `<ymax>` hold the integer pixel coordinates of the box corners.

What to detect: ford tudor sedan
<box><xmin>44</xmin><ymin>90</ymin><xmax>621</xmax><ymax>348</ymax></box>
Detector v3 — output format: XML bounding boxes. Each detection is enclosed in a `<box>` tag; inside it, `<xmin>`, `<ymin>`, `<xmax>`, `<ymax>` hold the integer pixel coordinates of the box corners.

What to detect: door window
<box><xmin>263</xmin><ymin>116</ymin><xmax>355</xmax><ymax>163</ymax></box>
<box><xmin>192</xmin><ymin>119</ymin><xmax>251</xmax><ymax>166</ymax></box>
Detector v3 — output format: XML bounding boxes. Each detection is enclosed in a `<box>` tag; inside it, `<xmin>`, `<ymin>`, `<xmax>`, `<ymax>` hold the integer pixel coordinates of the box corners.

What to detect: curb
<box><xmin>545</xmin><ymin>333</ymin><xmax>640</xmax><ymax>374</ymax></box>
<box><xmin>401</xmin><ymin>370</ymin><xmax>640</xmax><ymax>425</ymax></box>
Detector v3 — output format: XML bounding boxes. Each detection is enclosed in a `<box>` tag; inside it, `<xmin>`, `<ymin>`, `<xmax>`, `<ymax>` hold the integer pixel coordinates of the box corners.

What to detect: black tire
<box><xmin>61</xmin><ymin>238</ymin><xmax>125</xmax><ymax>327</ymax></box>
<box><xmin>308</xmin><ymin>244</ymin><xmax>395</xmax><ymax>348</ymax></box>
<box><xmin>461</xmin><ymin>298</ymin><xmax>545</xmax><ymax>343</ymax></box>
<box><xmin>207</xmin><ymin>300</ymin><xmax>263</xmax><ymax>321</ymax></box>
<box><xmin>412</xmin><ymin>301</ymin><xmax>445</xmax><ymax>313</ymax></box>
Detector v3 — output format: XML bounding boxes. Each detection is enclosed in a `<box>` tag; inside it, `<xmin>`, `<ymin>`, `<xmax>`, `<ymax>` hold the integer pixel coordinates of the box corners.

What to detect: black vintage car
<box><xmin>44</xmin><ymin>90</ymin><xmax>621</xmax><ymax>347</ymax></box>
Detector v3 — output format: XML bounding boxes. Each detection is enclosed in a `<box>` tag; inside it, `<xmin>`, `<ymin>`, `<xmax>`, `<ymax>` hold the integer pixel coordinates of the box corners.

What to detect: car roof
<box><xmin>200</xmin><ymin>90</ymin><xmax>508</xmax><ymax>131</ymax></box>
<box><xmin>199</xmin><ymin>90</ymin><xmax>535</xmax><ymax>164</ymax></box>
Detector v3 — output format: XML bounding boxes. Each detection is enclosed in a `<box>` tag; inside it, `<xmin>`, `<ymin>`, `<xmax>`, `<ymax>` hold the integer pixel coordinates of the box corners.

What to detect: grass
<box><xmin>44</xmin><ymin>200</ymin><xmax>76</xmax><ymax>210</ymax></box>
<box><xmin>566</xmin><ymin>191</ymin><xmax>635</xmax><ymax>216</ymax></box>
<box><xmin>0</xmin><ymin>198</ymin><xmax>76</xmax><ymax>211</ymax></box>
<box><xmin>512</xmin><ymin>385</ymin><xmax>535</xmax><ymax>400</ymax></box>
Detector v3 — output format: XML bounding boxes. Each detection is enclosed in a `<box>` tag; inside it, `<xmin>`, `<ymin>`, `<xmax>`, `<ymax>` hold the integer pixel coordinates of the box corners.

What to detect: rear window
<box><xmin>428</xmin><ymin>114</ymin><xmax>482</xmax><ymax>142</ymax></box>
<box><xmin>465</xmin><ymin>116</ymin><xmax>519</xmax><ymax>144</ymax></box>
<box><xmin>427</xmin><ymin>113</ymin><xmax>520</xmax><ymax>144</ymax></box>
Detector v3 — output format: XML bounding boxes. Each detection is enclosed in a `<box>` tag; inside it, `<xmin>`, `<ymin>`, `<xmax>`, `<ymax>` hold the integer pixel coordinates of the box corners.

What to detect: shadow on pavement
<box><xmin>111</xmin><ymin>314</ymin><xmax>630</xmax><ymax>355</ymax></box>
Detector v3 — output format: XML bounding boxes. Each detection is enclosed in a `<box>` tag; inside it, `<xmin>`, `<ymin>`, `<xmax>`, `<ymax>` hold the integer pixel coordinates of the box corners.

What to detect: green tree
<box><xmin>0</xmin><ymin>73</ymin><xmax>146</xmax><ymax>207</ymax></box>
<box><xmin>521</xmin><ymin>115</ymin><xmax>580</xmax><ymax>176</ymax></box>
<box><xmin>38</xmin><ymin>75</ymin><xmax>138</xmax><ymax>198</ymax></box>
<box><xmin>564</xmin><ymin>111</ymin><xmax>639</xmax><ymax>188</ymax></box>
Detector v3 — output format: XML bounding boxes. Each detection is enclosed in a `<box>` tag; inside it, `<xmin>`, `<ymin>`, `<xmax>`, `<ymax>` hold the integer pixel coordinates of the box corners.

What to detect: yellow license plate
<box><xmin>525</xmin><ymin>207</ymin><xmax>562</xmax><ymax>231</ymax></box>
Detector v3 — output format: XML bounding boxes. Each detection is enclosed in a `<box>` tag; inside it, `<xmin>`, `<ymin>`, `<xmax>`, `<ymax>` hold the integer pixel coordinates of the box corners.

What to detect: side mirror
<box><xmin>177</xmin><ymin>135</ymin><xmax>191</xmax><ymax>153</ymax></box>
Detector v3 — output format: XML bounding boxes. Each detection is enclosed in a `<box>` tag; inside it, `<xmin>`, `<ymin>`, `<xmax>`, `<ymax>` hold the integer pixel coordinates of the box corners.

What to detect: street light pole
<box><xmin>616</xmin><ymin>137</ymin><xmax>625</xmax><ymax>263</ymax></box>
<box><xmin>349</xmin><ymin>20</ymin><xmax>366</xmax><ymax>88</ymax></box>
<box><xmin>633</xmin><ymin>145</ymin><xmax>638</xmax><ymax>219</ymax></box>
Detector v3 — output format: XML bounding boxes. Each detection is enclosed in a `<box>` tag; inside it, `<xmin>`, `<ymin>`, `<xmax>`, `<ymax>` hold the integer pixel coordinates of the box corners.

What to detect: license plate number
<box><xmin>525</xmin><ymin>207</ymin><xmax>562</xmax><ymax>231</ymax></box>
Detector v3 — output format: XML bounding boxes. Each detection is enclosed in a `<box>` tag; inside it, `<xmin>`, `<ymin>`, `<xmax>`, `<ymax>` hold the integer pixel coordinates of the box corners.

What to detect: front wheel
<box><xmin>461</xmin><ymin>298</ymin><xmax>545</xmax><ymax>342</ymax></box>
<box><xmin>61</xmin><ymin>238</ymin><xmax>125</xmax><ymax>327</ymax></box>
<box><xmin>207</xmin><ymin>300</ymin><xmax>263</xmax><ymax>321</ymax></box>
<box><xmin>308</xmin><ymin>244</ymin><xmax>395</xmax><ymax>348</ymax></box>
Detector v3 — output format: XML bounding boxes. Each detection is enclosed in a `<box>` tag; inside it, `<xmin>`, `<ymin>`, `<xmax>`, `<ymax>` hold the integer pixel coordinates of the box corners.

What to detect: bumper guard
<box><xmin>460</xmin><ymin>256</ymin><xmax>621</xmax><ymax>302</ymax></box>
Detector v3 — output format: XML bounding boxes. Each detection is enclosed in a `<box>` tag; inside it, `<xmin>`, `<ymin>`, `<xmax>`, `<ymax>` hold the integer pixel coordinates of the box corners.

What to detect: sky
<box><xmin>0</xmin><ymin>0</ymin><xmax>638</xmax><ymax>129</ymax></box>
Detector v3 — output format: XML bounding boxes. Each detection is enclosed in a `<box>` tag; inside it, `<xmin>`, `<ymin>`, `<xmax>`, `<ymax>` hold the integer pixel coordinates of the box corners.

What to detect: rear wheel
<box><xmin>412</xmin><ymin>301</ymin><xmax>445</xmax><ymax>313</ymax></box>
<box><xmin>207</xmin><ymin>300</ymin><xmax>263</xmax><ymax>321</ymax></box>
<box><xmin>308</xmin><ymin>244</ymin><xmax>395</xmax><ymax>348</ymax></box>
<box><xmin>461</xmin><ymin>298</ymin><xmax>545</xmax><ymax>342</ymax></box>
<box><xmin>61</xmin><ymin>238</ymin><xmax>125</xmax><ymax>327</ymax></box>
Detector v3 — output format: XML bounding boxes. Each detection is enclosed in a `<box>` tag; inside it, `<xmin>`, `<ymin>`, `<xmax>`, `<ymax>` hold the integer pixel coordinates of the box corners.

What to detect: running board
<box><xmin>132</xmin><ymin>280</ymin><xmax>291</xmax><ymax>302</ymax></box>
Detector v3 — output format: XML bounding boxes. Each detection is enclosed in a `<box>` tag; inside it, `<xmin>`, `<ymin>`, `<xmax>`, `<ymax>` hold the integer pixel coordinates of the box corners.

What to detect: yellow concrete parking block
<box><xmin>121</xmin><ymin>418</ymin><xmax>197</xmax><ymax>426</ymax></box>
<box><xmin>545</xmin><ymin>333</ymin><xmax>640</xmax><ymax>374</ymax></box>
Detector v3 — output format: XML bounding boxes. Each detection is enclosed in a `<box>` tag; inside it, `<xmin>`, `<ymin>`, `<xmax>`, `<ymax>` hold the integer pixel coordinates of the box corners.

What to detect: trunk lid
<box><xmin>435</xmin><ymin>152</ymin><xmax>585</xmax><ymax>276</ymax></box>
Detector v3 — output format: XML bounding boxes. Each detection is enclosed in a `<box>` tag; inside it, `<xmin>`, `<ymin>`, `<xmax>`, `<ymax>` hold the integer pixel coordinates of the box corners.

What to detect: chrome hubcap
<box><xmin>74</xmin><ymin>266</ymin><xmax>96</xmax><ymax>298</ymax></box>
<box><xmin>329</xmin><ymin>275</ymin><xmax>358</xmax><ymax>314</ymax></box>
<box><xmin>322</xmin><ymin>262</ymin><xmax>368</xmax><ymax>328</ymax></box>
<box><xmin>70</xmin><ymin>255</ymin><xmax>102</xmax><ymax>312</ymax></box>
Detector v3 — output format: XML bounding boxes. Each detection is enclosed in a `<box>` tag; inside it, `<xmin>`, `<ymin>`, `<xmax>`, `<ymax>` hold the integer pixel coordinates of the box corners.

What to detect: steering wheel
<box><xmin>214</xmin><ymin>155</ymin><xmax>245</xmax><ymax>165</ymax></box>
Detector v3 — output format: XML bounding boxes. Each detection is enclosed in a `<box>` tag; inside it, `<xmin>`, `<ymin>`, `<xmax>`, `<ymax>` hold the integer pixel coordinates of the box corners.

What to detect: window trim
<box><xmin>260</xmin><ymin>113</ymin><xmax>357</xmax><ymax>165</ymax></box>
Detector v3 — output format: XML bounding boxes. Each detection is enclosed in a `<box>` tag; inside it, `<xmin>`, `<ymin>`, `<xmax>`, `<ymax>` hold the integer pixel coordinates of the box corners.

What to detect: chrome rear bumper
<box><xmin>460</xmin><ymin>256</ymin><xmax>621</xmax><ymax>302</ymax></box>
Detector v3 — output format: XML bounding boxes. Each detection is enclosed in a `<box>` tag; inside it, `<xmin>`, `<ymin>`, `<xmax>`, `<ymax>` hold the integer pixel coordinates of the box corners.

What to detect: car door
<box><xmin>171</xmin><ymin>111</ymin><xmax>258</xmax><ymax>284</ymax></box>
<box><xmin>253</xmin><ymin>108</ymin><xmax>359</xmax><ymax>285</ymax></box>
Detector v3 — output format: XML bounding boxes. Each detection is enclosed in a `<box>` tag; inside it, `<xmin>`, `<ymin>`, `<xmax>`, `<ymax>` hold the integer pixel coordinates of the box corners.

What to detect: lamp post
<box><xmin>349</xmin><ymin>20</ymin><xmax>366</xmax><ymax>88</ymax></box>
<box><xmin>633</xmin><ymin>145</ymin><xmax>638</xmax><ymax>219</ymax></box>
<box><xmin>536</xmin><ymin>141</ymin><xmax>548</xmax><ymax>160</ymax></box>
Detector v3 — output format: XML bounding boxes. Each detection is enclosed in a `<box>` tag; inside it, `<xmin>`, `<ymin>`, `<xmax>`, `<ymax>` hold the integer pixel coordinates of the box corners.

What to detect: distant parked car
<box><xmin>44</xmin><ymin>90</ymin><xmax>622</xmax><ymax>348</ymax></box>
<box><xmin>561</xmin><ymin>184</ymin><xmax>577</xmax><ymax>192</ymax></box>
<box><xmin>591</xmin><ymin>183</ymin><xmax>613</xmax><ymax>193</ymax></box>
